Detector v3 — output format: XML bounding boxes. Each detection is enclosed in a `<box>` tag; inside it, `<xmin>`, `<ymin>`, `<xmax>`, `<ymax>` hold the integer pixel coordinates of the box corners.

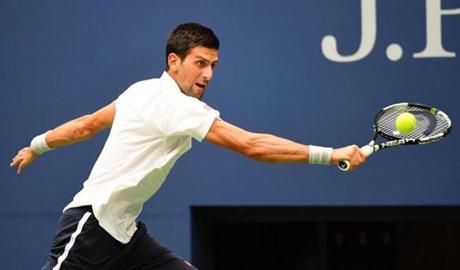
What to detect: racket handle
<box><xmin>338</xmin><ymin>145</ymin><xmax>375</xmax><ymax>172</ymax></box>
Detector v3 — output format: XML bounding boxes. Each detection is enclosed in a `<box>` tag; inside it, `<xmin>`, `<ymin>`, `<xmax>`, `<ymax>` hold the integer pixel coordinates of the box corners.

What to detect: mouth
<box><xmin>195</xmin><ymin>82</ymin><xmax>206</xmax><ymax>89</ymax></box>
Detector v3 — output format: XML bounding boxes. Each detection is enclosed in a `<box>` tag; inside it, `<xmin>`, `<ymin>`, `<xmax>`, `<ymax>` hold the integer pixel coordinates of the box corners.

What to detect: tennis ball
<box><xmin>395</xmin><ymin>112</ymin><xmax>416</xmax><ymax>133</ymax></box>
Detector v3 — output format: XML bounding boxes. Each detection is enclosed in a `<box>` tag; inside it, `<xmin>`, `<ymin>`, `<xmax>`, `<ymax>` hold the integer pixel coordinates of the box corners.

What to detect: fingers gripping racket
<box><xmin>338</xmin><ymin>102</ymin><xmax>452</xmax><ymax>171</ymax></box>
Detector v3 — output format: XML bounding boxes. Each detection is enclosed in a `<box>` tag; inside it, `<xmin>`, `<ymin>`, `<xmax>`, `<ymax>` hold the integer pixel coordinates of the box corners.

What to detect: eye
<box><xmin>196</xmin><ymin>60</ymin><xmax>206</xmax><ymax>67</ymax></box>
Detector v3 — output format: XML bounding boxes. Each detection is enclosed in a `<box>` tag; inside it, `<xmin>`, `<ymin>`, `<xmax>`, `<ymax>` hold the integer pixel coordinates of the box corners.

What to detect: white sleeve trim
<box><xmin>195</xmin><ymin>110</ymin><xmax>220</xmax><ymax>142</ymax></box>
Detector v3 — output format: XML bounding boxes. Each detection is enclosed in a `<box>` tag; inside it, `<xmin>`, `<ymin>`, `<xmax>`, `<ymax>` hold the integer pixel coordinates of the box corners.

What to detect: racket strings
<box><xmin>377</xmin><ymin>106</ymin><xmax>450</xmax><ymax>140</ymax></box>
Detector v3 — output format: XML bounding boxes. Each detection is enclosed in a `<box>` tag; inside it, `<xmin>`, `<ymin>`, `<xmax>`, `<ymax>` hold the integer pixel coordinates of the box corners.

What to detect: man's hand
<box><xmin>331</xmin><ymin>145</ymin><xmax>367</xmax><ymax>171</ymax></box>
<box><xmin>10</xmin><ymin>147</ymin><xmax>39</xmax><ymax>174</ymax></box>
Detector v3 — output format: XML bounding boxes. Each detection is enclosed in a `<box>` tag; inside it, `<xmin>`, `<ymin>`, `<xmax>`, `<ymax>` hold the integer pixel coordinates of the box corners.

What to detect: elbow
<box><xmin>245</xmin><ymin>149</ymin><xmax>263</xmax><ymax>160</ymax></box>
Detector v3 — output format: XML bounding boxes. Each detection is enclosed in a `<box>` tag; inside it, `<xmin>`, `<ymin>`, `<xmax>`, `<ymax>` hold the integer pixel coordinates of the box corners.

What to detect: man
<box><xmin>10</xmin><ymin>23</ymin><xmax>366</xmax><ymax>270</ymax></box>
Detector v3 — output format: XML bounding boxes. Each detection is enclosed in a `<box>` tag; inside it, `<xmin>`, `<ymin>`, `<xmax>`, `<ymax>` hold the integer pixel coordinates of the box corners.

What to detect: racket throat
<box><xmin>361</xmin><ymin>144</ymin><xmax>376</xmax><ymax>157</ymax></box>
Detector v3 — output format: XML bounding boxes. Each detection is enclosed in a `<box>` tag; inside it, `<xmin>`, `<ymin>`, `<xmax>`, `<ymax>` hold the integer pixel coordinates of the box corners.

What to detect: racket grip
<box><xmin>337</xmin><ymin>145</ymin><xmax>375</xmax><ymax>172</ymax></box>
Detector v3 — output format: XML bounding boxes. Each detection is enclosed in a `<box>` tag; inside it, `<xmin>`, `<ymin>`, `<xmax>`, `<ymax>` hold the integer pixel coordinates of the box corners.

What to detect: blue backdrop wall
<box><xmin>1</xmin><ymin>0</ymin><xmax>459</xmax><ymax>268</ymax></box>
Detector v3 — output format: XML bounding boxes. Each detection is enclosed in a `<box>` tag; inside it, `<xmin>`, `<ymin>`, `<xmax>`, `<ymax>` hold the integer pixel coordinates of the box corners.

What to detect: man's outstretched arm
<box><xmin>10</xmin><ymin>102</ymin><xmax>116</xmax><ymax>174</ymax></box>
<box><xmin>205</xmin><ymin>119</ymin><xmax>366</xmax><ymax>170</ymax></box>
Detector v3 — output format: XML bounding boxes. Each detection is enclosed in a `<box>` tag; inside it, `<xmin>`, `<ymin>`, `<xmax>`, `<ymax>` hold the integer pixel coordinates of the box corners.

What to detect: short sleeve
<box><xmin>159</xmin><ymin>94</ymin><xmax>220</xmax><ymax>141</ymax></box>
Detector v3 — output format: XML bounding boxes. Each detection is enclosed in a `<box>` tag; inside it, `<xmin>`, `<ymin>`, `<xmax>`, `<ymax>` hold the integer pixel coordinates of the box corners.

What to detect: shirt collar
<box><xmin>160</xmin><ymin>71</ymin><xmax>183</xmax><ymax>95</ymax></box>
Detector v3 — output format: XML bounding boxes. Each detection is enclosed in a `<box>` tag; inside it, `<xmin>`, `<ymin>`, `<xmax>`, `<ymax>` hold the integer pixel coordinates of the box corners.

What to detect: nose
<box><xmin>203</xmin><ymin>65</ymin><xmax>213</xmax><ymax>82</ymax></box>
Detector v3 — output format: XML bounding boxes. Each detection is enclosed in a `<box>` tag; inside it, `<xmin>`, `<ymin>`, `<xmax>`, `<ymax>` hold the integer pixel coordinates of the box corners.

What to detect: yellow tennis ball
<box><xmin>395</xmin><ymin>112</ymin><xmax>416</xmax><ymax>133</ymax></box>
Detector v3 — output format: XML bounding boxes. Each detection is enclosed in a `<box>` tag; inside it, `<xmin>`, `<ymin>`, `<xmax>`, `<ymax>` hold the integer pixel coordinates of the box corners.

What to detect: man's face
<box><xmin>168</xmin><ymin>46</ymin><xmax>219</xmax><ymax>100</ymax></box>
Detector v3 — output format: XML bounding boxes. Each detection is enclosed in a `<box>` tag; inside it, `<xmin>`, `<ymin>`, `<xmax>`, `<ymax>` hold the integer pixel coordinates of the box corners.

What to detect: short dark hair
<box><xmin>165</xmin><ymin>23</ymin><xmax>220</xmax><ymax>70</ymax></box>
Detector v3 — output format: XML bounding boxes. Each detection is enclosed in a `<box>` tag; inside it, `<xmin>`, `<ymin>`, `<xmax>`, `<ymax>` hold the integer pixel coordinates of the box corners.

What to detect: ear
<box><xmin>167</xmin><ymin>53</ymin><xmax>180</xmax><ymax>72</ymax></box>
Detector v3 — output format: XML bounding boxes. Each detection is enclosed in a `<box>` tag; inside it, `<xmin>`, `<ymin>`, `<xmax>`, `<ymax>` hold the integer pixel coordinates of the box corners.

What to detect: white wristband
<box><xmin>308</xmin><ymin>145</ymin><xmax>333</xmax><ymax>165</ymax></box>
<box><xmin>30</xmin><ymin>131</ymin><xmax>53</xmax><ymax>155</ymax></box>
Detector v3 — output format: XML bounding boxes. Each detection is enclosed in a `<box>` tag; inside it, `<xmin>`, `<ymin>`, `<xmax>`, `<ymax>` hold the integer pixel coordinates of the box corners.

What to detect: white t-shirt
<box><xmin>64</xmin><ymin>72</ymin><xmax>220</xmax><ymax>243</ymax></box>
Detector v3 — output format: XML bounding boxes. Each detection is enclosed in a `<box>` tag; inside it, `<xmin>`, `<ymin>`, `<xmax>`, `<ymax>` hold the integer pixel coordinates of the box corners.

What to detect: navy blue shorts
<box><xmin>41</xmin><ymin>206</ymin><xmax>197</xmax><ymax>270</ymax></box>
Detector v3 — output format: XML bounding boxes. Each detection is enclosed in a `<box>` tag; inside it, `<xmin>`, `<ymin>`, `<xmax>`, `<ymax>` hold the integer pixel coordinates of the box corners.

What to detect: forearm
<box><xmin>242</xmin><ymin>132</ymin><xmax>309</xmax><ymax>163</ymax></box>
<box><xmin>44</xmin><ymin>103</ymin><xmax>115</xmax><ymax>149</ymax></box>
<box><xmin>46</xmin><ymin>115</ymin><xmax>97</xmax><ymax>148</ymax></box>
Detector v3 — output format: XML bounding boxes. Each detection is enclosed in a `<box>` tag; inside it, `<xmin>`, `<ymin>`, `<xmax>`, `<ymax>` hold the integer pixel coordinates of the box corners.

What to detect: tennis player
<box><xmin>10</xmin><ymin>23</ymin><xmax>366</xmax><ymax>270</ymax></box>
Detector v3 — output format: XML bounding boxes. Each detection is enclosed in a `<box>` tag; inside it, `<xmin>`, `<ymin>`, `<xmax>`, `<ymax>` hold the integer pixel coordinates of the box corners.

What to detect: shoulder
<box><xmin>128</xmin><ymin>77</ymin><xmax>161</xmax><ymax>91</ymax></box>
<box><xmin>117</xmin><ymin>78</ymin><xmax>162</xmax><ymax>101</ymax></box>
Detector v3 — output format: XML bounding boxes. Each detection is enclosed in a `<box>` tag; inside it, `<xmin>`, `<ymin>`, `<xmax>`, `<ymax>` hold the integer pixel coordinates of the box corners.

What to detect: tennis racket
<box><xmin>338</xmin><ymin>102</ymin><xmax>452</xmax><ymax>171</ymax></box>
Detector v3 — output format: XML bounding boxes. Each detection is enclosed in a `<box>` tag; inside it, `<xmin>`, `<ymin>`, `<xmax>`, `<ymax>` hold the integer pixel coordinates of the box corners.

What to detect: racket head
<box><xmin>338</xmin><ymin>102</ymin><xmax>451</xmax><ymax>172</ymax></box>
<box><xmin>374</xmin><ymin>102</ymin><xmax>452</xmax><ymax>144</ymax></box>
